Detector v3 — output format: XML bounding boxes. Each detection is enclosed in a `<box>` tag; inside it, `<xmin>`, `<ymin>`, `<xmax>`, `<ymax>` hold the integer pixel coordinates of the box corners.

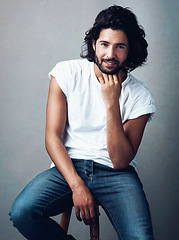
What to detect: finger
<box><xmin>81</xmin><ymin>208</ymin><xmax>92</xmax><ymax>226</ymax></box>
<box><xmin>98</xmin><ymin>76</ymin><xmax>105</xmax><ymax>84</ymax></box>
<box><xmin>81</xmin><ymin>209</ymin><xmax>87</xmax><ymax>225</ymax></box>
<box><xmin>75</xmin><ymin>208</ymin><xmax>82</xmax><ymax>222</ymax></box>
<box><xmin>80</xmin><ymin>209</ymin><xmax>86</xmax><ymax>224</ymax></box>
<box><xmin>84</xmin><ymin>209</ymin><xmax>92</xmax><ymax>226</ymax></box>
<box><xmin>90</xmin><ymin>209</ymin><xmax>97</xmax><ymax>226</ymax></box>
<box><xmin>89</xmin><ymin>203</ymin><xmax>99</xmax><ymax>226</ymax></box>
<box><xmin>108</xmin><ymin>74</ymin><xmax>114</xmax><ymax>84</ymax></box>
<box><xmin>102</xmin><ymin>73</ymin><xmax>109</xmax><ymax>83</ymax></box>
<box><xmin>113</xmin><ymin>74</ymin><xmax>119</xmax><ymax>84</ymax></box>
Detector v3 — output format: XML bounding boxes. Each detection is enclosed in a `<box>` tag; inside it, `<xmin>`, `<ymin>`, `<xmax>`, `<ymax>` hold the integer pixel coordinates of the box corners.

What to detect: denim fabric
<box><xmin>10</xmin><ymin>159</ymin><xmax>154</xmax><ymax>240</ymax></box>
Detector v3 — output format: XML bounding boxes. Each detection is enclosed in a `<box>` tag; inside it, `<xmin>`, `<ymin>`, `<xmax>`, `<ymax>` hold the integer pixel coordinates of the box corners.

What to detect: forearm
<box><xmin>46</xmin><ymin>133</ymin><xmax>99</xmax><ymax>225</ymax></box>
<box><xmin>106</xmin><ymin>103</ymin><xmax>134</xmax><ymax>169</ymax></box>
<box><xmin>45</xmin><ymin>133</ymin><xmax>84</xmax><ymax>190</ymax></box>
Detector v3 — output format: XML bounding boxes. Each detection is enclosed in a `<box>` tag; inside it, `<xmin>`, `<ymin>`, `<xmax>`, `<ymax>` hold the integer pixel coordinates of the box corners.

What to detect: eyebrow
<box><xmin>99</xmin><ymin>40</ymin><xmax>127</xmax><ymax>46</ymax></box>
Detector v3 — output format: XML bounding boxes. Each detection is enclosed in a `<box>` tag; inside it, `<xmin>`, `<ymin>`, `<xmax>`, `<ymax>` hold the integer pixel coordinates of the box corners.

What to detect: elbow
<box><xmin>45</xmin><ymin>139</ymin><xmax>48</xmax><ymax>151</ymax></box>
<box><xmin>45</xmin><ymin>131</ymin><xmax>53</xmax><ymax>153</ymax></box>
<box><xmin>110</xmin><ymin>154</ymin><xmax>134</xmax><ymax>170</ymax></box>
<box><xmin>45</xmin><ymin>133</ymin><xmax>50</xmax><ymax>152</ymax></box>
<box><xmin>109</xmin><ymin>147</ymin><xmax>135</xmax><ymax>170</ymax></box>
<box><xmin>112</xmin><ymin>161</ymin><xmax>130</xmax><ymax>170</ymax></box>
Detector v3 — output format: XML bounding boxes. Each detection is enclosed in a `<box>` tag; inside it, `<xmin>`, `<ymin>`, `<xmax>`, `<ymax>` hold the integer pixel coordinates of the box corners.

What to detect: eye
<box><xmin>101</xmin><ymin>42</ymin><xmax>108</xmax><ymax>47</ymax></box>
<box><xmin>117</xmin><ymin>45</ymin><xmax>124</xmax><ymax>49</ymax></box>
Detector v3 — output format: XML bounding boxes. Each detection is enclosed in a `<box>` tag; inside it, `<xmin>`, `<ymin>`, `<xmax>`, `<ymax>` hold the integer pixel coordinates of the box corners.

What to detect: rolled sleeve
<box><xmin>128</xmin><ymin>91</ymin><xmax>156</xmax><ymax>122</ymax></box>
<box><xmin>48</xmin><ymin>62</ymin><xmax>68</xmax><ymax>97</ymax></box>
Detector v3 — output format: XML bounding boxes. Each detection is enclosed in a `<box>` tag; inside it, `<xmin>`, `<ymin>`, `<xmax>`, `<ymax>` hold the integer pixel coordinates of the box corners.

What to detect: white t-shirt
<box><xmin>49</xmin><ymin>59</ymin><xmax>156</xmax><ymax>168</ymax></box>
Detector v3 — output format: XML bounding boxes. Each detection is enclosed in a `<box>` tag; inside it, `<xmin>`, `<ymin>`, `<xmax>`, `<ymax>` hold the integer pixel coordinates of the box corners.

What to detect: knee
<box><xmin>10</xmin><ymin>196</ymin><xmax>35</xmax><ymax>227</ymax></box>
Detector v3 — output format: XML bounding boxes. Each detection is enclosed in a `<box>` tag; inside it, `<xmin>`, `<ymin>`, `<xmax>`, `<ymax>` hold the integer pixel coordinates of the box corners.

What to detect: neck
<box><xmin>93</xmin><ymin>63</ymin><xmax>127</xmax><ymax>83</ymax></box>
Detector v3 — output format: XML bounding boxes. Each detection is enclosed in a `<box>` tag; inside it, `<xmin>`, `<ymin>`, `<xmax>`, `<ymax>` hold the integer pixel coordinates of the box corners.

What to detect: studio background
<box><xmin>0</xmin><ymin>0</ymin><xmax>178</xmax><ymax>239</ymax></box>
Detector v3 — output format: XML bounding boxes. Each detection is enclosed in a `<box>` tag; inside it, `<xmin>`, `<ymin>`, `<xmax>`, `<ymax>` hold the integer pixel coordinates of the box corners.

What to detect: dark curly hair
<box><xmin>80</xmin><ymin>5</ymin><xmax>148</xmax><ymax>72</ymax></box>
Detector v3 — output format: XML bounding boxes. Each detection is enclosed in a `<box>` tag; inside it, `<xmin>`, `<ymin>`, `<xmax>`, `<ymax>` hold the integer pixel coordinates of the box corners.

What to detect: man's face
<box><xmin>93</xmin><ymin>28</ymin><xmax>129</xmax><ymax>75</ymax></box>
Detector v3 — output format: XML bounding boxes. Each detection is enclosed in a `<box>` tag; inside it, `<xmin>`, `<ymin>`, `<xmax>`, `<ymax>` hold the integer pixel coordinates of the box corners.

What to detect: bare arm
<box><xmin>99</xmin><ymin>73</ymin><xmax>150</xmax><ymax>170</ymax></box>
<box><xmin>45</xmin><ymin>77</ymin><xmax>98</xmax><ymax>226</ymax></box>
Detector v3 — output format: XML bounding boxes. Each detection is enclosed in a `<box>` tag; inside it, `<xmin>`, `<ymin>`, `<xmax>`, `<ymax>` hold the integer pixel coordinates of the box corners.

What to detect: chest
<box><xmin>66</xmin><ymin>77</ymin><xmax>106</xmax><ymax>131</ymax></box>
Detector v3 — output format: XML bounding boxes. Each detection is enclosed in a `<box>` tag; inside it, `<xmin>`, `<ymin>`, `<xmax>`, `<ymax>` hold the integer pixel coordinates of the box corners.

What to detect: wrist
<box><xmin>69</xmin><ymin>175</ymin><xmax>85</xmax><ymax>192</ymax></box>
<box><xmin>105</xmin><ymin>101</ymin><xmax>120</xmax><ymax>112</ymax></box>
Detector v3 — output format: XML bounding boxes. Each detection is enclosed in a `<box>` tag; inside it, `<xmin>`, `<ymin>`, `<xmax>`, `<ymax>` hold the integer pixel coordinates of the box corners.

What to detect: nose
<box><xmin>107</xmin><ymin>46</ymin><xmax>116</xmax><ymax>59</ymax></box>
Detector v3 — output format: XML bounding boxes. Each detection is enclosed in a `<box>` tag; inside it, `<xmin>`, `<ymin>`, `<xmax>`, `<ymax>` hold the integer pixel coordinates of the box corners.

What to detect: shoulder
<box><xmin>49</xmin><ymin>59</ymin><xmax>91</xmax><ymax>82</ymax></box>
<box><xmin>49</xmin><ymin>59</ymin><xmax>92</xmax><ymax>97</ymax></box>
<box><xmin>121</xmin><ymin>73</ymin><xmax>156</xmax><ymax>122</ymax></box>
<box><xmin>54</xmin><ymin>59</ymin><xmax>90</xmax><ymax>72</ymax></box>
<box><xmin>124</xmin><ymin>73</ymin><xmax>154</xmax><ymax>100</ymax></box>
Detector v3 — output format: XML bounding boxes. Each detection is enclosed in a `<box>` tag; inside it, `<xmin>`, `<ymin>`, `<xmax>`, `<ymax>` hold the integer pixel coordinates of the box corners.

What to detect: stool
<box><xmin>60</xmin><ymin>207</ymin><xmax>100</xmax><ymax>240</ymax></box>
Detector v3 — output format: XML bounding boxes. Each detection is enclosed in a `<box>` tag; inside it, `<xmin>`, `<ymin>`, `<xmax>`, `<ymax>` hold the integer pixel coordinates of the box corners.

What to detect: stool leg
<box><xmin>90</xmin><ymin>216</ymin><xmax>100</xmax><ymax>240</ymax></box>
<box><xmin>60</xmin><ymin>207</ymin><xmax>100</xmax><ymax>239</ymax></box>
<box><xmin>60</xmin><ymin>207</ymin><xmax>72</xmax><ymax>233</ymax></box>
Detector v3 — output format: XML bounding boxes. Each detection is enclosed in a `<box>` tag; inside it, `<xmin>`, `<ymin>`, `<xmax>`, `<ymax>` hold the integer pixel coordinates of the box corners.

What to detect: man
<box><xmin>10</xmin><ymin>5</ymin><xmax>156</xmax><ymax>240</ymax></box>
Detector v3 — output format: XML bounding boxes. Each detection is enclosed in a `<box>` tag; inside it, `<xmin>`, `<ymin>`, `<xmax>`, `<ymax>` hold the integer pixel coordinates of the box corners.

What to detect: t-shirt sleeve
<box><xmin>48</xmin><ymin>62</ymin><xmax>68</xmax><ymax>97</ymax></box>
<box><xmin>128</xmin><ymin>88</ymin><xmax>156</xmax><ymax>122</ymax></box>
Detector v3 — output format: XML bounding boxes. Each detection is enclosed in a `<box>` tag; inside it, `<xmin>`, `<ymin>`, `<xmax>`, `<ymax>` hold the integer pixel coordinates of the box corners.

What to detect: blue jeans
<box><xmin>10</xmin><ymin>159</ymin><xmax>154</xmax><ymax>240</ymax></box>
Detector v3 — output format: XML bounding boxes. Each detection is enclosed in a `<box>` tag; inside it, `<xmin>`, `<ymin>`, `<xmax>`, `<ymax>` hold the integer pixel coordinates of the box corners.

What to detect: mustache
<box><xmin>101</xmin><ymin>58</ymin><xmax>119</xmax><ymax>63</ymax></box>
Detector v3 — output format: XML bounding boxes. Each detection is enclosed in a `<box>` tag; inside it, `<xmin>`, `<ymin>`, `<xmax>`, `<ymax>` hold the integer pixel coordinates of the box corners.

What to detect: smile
<box><xmin>103</xmin><ymin>61</ymin><xmax>118</xmax><ymax>67</ymax></box>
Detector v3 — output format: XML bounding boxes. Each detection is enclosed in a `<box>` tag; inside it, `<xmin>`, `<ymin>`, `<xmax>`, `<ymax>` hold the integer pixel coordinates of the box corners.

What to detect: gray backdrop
<box><xmin>0</xmin><ymin>0</ymin><xmax>179</xmax><ymax>239</ymax></box>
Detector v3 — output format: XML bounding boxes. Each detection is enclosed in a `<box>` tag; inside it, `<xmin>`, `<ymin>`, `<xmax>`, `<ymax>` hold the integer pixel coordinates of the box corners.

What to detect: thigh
<box><xmin>92</xmin><ymin>164</ymin><xmax>154</xmax><ymax>240</ymax></box>
<box><xmin>11</xmin><ymin>167</ymin><xmax>73</xmax><ymax>218</ymax></box>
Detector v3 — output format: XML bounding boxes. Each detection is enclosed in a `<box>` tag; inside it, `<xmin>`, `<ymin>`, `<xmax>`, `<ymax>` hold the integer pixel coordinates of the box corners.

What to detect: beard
<box><xmin>94</xmin><ymin>54</ymin><xmax>126</xmax><ymax>75</ymax></box>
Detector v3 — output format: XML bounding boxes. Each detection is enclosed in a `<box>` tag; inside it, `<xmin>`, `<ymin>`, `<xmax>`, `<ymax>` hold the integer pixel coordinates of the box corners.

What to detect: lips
<box><xmin>103</xmin><ymin>60</ymin><xmax>118</xmax><ymax>67</ymax></box>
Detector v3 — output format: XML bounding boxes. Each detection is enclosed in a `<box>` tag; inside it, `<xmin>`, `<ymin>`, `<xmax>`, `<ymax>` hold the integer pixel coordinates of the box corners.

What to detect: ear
<box><xmin>92</xmin><ymin>41</ymin><xmax>96</xmax><ymax>51</ymax></box>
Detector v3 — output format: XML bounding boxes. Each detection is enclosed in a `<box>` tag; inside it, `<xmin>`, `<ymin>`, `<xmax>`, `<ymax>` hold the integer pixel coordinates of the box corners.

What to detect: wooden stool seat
<box><xmin>60</xmin><ymin>207</ymin><xmax>100</xmax><ymax>240</ymax></box>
